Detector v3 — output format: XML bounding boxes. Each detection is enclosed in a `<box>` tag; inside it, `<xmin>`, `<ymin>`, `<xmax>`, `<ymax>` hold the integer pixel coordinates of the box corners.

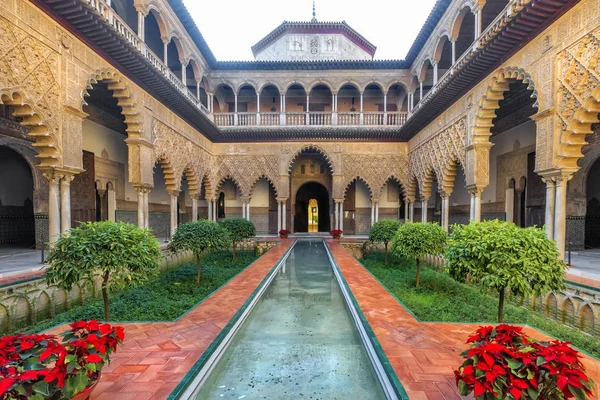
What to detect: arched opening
<box><xmin>363</xmin><ymin>83</ymin><xmax>385</xmax><ymax>124</ymax></box>
<box><xmin>237</xmin><ymin>84</ymin><xmax>258</xmax><ymax>125</ymax></box>
<box><xmin>430</xmin><ymin>175</ymin><xmax>442</xmax><ymax>225</ymax></box>
<box><xmin>250</xmin><ymin>178</ymin><xmax>278</xmax><ymax>234</ymax></box>
<box><xmin>585</xmin><ymin>157</ymin><xmax>600</xmax><ymax>248</ymax></box>
<box><xmin>435</xmin><ymin>35</ymin><xmax>453</xmax><ymax>70</ymax></box>
<box><xmin>166</xmin><ymin>38</ymin><xmax>183</xmax><ymax>79</ymax></box>
<box><xmin>184</xmin><ymin>60</ymin><xmax>198</xmax><ymax>94</ymax></box>
<box><xmin>144</xmin><ymin>10</ymin><xmax>165</xmax><ymax>59</ymax></box>
<box><xmin>110</xmin><ymin>0</ymin><xmax>137</xmax><ymax>33</ymax></box>
<box><xmin>343</xmin><ymin>178</ymin><xmax>372</xmax><ymax>235</ymax></box>
<box><xmin>386</xmin><ymin>84</ymin><xmax>408</xmax><ymax>125</ymax></box>
<box><xmin>289</xmin><ymin>147</ymin><xmax>332</xmax><ymax>232</ymax></box>
<box><xmin>0</xmin><ymin>146</ymin><xmax>35</xmax><ymax>248</ymax></box>
<box><xmin>308</xmin><ymin>84</ymin><xmax>333</xmax><ymax>125</ymax></box>
<box><xmin>448</xmin><ymin>163</ymin><xmax>471</xmax><ymax>225</ymax></box>
<box><xmin>454</xmin><ymin>7</ymin><xmax>475</xmax><ymax>60</ymax></box>
<box><xmin>337</xmin><ymin>83</ymin><xmax>361</xmax><ymax>125</ymax></box>
<box><xmin>381</xmin><ymin>178</ymin><xmax>405</xmax><ymax>221</ymax></box>
<box><xmin>150</xmin><ymin>161</ymin><xmax>173</xmax><ymax>240</ymax></box>
<box><xmin>295</xmin><ymin>182</ymin><xmax>330</xmax><ymax>232</ymax></box>
<box><xmin>285</xmin><ymin>84</ymin><xmax>308</xmax><ymax>125</ymax></box>
<box><xmin>82</xmin><ymin>81</ymin><xmax>132</xmax><ymax>228</ymax></box>
<box><xmin>259</xmin><ymin>85</ymin><xmax>281</xmax><ymax>126</ymax></box>
<box><xmin>199</xmin><ymin>77</ymin><xmax>210</xmax><ymax>108</ymax></box>
<box><xmin>486</xmin><ymin>78</ymin><xmax>540</xmax><ymax>225</ymax></box>
<box><xmin>217</xmin><ymin>178</ymin><xmax>243</xmax><ymax>219</ymax></box>
<box><xmin>481</xmin><ymin>0</ymin><xmax>510</xmax><ymax>33</ymax></box>
<box><xmin>419</xmin><ymin>60</ymin><xmax>435</xmax><ymax>98</ymax></box>
<box><xmin>213</xmin><ymin>84</ymin><xmax>236</xmax><ymax>126</ymax></box>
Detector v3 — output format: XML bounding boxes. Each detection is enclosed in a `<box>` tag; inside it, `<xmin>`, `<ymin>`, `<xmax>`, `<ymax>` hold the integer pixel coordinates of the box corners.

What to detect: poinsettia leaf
<box><xmin>29</xmin><ymin>394</ymin><xmax>44</xmax><ymax>400</ymax></box>
<box><xmin>536</xmin><ymin>356</ymin><xmax>545</xmax><ymax>366</ymax></box>
<box><xmin>568</xmin><ymin>384</ymin><xmax>588</xmax><ymax>400</ymax></box>
<box><xmin>526</xmin><ymin>388</ymin><xmax>539</xmax><ymax>400</ymax></box>
<box><xmin>506</xmin><ymin>358</ymin><xmax>522</xmax><ymax>370</ymax></box>
<box><xmin>458</xmin><ymin>380</ymin><xmax>470</xmax><ymax>395</ymax></box>
<box><xmin>32</xmin><ymin>381</ymin><xmax>50</xmax><ymax>396</ymax></box>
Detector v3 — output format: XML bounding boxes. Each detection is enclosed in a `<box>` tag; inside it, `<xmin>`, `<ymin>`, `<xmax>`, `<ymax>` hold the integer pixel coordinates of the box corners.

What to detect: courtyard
<box><xmin>2</xmin><ymin>0</ymin><xmax>600</xmax><ymax>398</ymax></box>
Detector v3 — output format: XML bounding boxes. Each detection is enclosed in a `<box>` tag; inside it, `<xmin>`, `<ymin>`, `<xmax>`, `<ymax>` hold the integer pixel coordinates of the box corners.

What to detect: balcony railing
<box><xmin>214</xmin><ymin>111</ymin><xmax>408</xmax><ymax>127</ymax></box>
<box><xmin>83</xmin><ymin>0</ymin><xmax>210</xmax><ymax>116</ymax></box>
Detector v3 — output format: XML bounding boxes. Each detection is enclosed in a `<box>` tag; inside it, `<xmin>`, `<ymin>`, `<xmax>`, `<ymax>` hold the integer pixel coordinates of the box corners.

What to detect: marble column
<box><xmin>169</xmin><ymin>191</ymin><xmax>179</xmax><ymax>236</ymax></box>
<box><xmin>136</xmin><ymin>187</ymin><xmax>145</xmax><ymax>228</ymax></box>
<box><xmin>451</xmin><ymin>40</ymin><xmax>456</xmax><ymax>64</ymax></box>
<box><xmin>207</xmin><ymin>199</ymin><xmax>213</xmax><ymax>221</ymax></box>
<box><xmin>234</xmin><ymin>94</ymin><xmax>238</xmax><ymax>125</ymax></box>
<box><xmin>441</xmin><ymin>195</ymin><xmax>450</xmax><ymax>231</ymax></box>
<box><xmin>421</xmin><ymin>199</ymin><xmax>428</xmax><ymax>223</ymax></box>
<box><xmin>554</xmin><ymin>177</ymin><xmax>569</xmax><ymax>260</ymax></box>
<box><xmin>97</xmin><ymin>189</ymin><xmax>107</xmax><ymax>221</ymax></box>
<box><xmin>192</xmin><ymin>197</ymin><xmax>198</xmax><ymax>221</ymax></box>
<box><xmin>212</xmin><ymin>199</ymin><xmax>217</xmax><ymax>221</ymax></box>
<box><xmin>143</xmin><ymin>190</ymin><xmax>149</xmax><ymax>229</ymax></box>
<box><xmin>256</xmin><ymin>93</ymin><xmax>261</xmax><ymax>126</ymax></box>
<box><xmin>404</xmin><ymin>200</ymin><xmax>409</xmax><ymax>221</ymax></box>
<box><xmin>246</xmin><ymin>202</ymin><xmax>251</xmax><ymax>221</ymax></box>
<box><xmin>45</xmin><ymin>172</ymin><xmax>61</xmax><ymax>244</ymax></box>
<box><xmin>107</xmin><ymin>188</ymin><xmax>116</xmax><ymax>222</ymax></box>
<box><xmin>371</xmin><ymin>202</ymin><xmax>375</xmax><ymax>226</ymax></box>
<box><xmin>544</xmin><ymin>178</ymin><xmax>556</xmax><ymax>240</ymax></box>
<box><xmin>375</xmin><ymin>202</ymin><xmax>380</xmax><ymax>223</ymax></box>
<box><xmin>282</xmin><ymin>201</ymin><xmax>287</xmax><ymax>230</ymax></box>
<box><xmin>277</xmin><ymin>201</ymin><xmax>282</xmax><ymax>233</ymax></box>
<box><xmin>433</xmin><ymin>62</ymin><xmax>438</xmax><ymax>85</ymax></box>
<box><xmin>242</xmin><ymin>200</ymin><xmax>246</xmax><ymax>219</ymax></box>
<box><xmin>162</xmin><ymin>38</ymin><xmax>169</xmax><ymax>65</ymax></box>
<box><xmin>339</xmin><ymin>202</ymin><xmax>344</xmax><ymax>232</ymax></box>
<box><xmin>474</xmin><ymin>191</ymin><xmax>482</xmax><ymax>222</ymax></box>
<box><xmin>137</xmin><ymin>11</ymin><xmax>145</xmax><ymax>41</ymax></box>
<box><xmin>409</xmin><ymin>201</ymin><xmax>414</xmax><ymax>222</ymax></box>
<box><xmin>60</xmin><ymin>174</ymin><xmax>74</xmax><ymax>233</ymax></box>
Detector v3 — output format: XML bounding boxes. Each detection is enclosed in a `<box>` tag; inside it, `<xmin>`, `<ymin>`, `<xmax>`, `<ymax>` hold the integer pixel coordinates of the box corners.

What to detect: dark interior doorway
<box><xmin>294</xmin><ymin>182</ymin><xmax>330</xmax><ymax>232</ymax></box>
<box><xmin>586</xmin><ymin>157</ymin><xmax>600</xmax><ymax>248</ymax></box>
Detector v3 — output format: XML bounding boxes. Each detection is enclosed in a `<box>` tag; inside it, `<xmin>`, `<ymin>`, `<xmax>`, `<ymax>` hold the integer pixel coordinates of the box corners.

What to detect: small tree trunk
<box><xmin>498</xmin><ymin>287</ymin><xmax>506</xmax><ymax>323</ymax></box>
<box><xmin>415</xmin><ymin>258</ymin><xmax>421</xmax><ymax>287</ymax></box>
<box><xmin>384</xmin><ymin>242</ymin><xmax>388</xmax><ymax>265</ymax></box>
<box><xmin>232</xmin><ymin>241</ymin><xmax>236</xmax><ymax>260</ymax></box>
<box><xmin>102</xmin><ymin>271</ymin><xmax>110</xmax><ymax>321</ymax></box>
<box><xmin>196</xmin><ymin>253</ymin><xmax>202</xmax><ymax>284</ymax></box>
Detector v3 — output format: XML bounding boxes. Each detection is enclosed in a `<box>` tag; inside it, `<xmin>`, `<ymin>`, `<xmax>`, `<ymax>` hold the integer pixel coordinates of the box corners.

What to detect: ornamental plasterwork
<box><xmin>152</xmin><ymin>120</ymin><xmax>211</xmax><ymax>193</ymax></box>
<box><xmin>212</xmin><ymin>155</ymin><xmax>280</xmax><ymax>198</ymax></box>
<box><xmin>556</xmin><ymin>29</ymin><xmax>600</xmax><ymax>171</ymax></box>
<box><xmin>341</xmin><ymin>154</ymin><xmax>409</xmax><ymax>200</ymax></box>
<box><xmin>0</xmin><ymin>16</ymin><xmax>61</xmax><ymax>168</ymax></box>
<box><xmin>408</xmin><ymin>118</ymin><xmax>466</xmax><ymax>196</ymax></box>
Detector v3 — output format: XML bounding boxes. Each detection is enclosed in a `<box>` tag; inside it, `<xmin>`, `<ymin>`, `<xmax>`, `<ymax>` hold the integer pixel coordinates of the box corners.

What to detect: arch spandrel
<box><xmin>285</xmin><ymin>145</ymin><xmax>336</xmax><ymax>174</ymax></box>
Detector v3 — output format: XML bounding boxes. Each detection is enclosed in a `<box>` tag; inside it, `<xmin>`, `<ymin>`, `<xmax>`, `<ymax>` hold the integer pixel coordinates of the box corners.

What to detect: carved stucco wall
<box><xmin>407</xmin><ymin>0</ymin><xmax>600</xmax><ymax>193</ymax></box>
<box><xmin>255</xmin><ymin>33</ymin><xmax>372</xmax><ymax>61</ymax></box>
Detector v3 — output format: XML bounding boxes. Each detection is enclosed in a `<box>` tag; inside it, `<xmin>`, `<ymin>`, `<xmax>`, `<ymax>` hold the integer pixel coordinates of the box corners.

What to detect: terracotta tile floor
<box><xmin>565</xmin><ymin>273</ymin><xmax>600</xmax><ymax>290</ymax></box>
<box><xmin>46</xmin><ymin>239</ymin><xmax>294</xmax><ymax>400</ymax></box>
<box><xmin>325</xmin><ymin>240</ymin><xmax>600</xmax><ymax>400</ymax></box>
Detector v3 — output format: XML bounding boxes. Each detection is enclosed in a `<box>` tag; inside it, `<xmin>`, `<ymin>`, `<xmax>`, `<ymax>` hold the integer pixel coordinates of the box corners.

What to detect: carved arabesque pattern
<box><xmin>556</xmin><ymin>30</ymin><xmax>600</xmax><ymax>171</ymax></box>
<box><xmin>82</xmin><ymin>69</ymin><xmax>143</xmax><ymax>138</ymax></box>
<box><xmin>0</xmin><ymin>17</ymin><xmax>60</xmax><ymax>168</ymax></box>
<box><xmin>342</xmin><ymin>154</ymin><xmax>408</xmax><ymax>200</ymax></box>
<box><xmin>408</xmin><ymin>118</ymin><xmax>466</xmax><ymax>197</ymax></box>
<box><xmin>152</xmin><ymin>120</ymin><xmax>211</xmax><ymax>194</ymax></box>
<box><xmin>213</xmin><ymin>155</ymin><xmax>280</xmax><ymax>198</ymax></box>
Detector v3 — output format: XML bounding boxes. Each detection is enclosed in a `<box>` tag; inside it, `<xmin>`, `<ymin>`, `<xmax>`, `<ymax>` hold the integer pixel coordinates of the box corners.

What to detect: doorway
<box><xmin>294</xmin><ymin>182</ymin><xmax>330</xmax><ymax>232</ymax></box>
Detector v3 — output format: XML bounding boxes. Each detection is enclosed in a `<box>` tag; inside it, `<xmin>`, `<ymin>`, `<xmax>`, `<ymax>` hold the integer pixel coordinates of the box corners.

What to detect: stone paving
<box><xmin>325</xmin><ymin>239</ymin><xmax>600</xmax><ymax>400</ymax></box>
<box><xmin>39</xmin><ymin>239</ymin><xmax>600</xmax><ymax>399</ymax></box>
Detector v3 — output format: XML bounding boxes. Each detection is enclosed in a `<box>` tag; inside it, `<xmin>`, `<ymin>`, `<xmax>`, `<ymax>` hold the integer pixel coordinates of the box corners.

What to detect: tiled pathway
<box><xmin>325</xmin><ymin>240</ymin><xmax>600</xmax><ymax>400</ymax></box>
<box><xmin>46</xmin><ymin>240</ymin><xmax>294</xmax><ymax>400</ymax></box>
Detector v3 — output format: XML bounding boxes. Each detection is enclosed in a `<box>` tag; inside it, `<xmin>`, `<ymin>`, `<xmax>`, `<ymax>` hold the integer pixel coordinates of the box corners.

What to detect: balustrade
<box><xmin>213</xmin><ymin>112</ymin><xmax>407</xmax><ymax>127</ymax></box>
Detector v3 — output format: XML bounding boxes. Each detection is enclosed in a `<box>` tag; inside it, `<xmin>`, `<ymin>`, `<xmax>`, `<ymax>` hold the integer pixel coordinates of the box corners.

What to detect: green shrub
<box><xmin>169</xmin><ymin>220</ymin><xmax>231</xmax><ymax>284</ymax></box>
<box><xmin>362</xmin><ymin>253</ymin><xmax>600</xmax><ymax>358</ymax></box>
<box><xmin>46</xmin><ymin>221</ymin><xmax>162</xmax><ymax>321</ymax></box>
<box><xmin>390</xmin><ymin>222</ymin><xmax>447</xmax><ymax>287</ymax></box>
<box><xmin>220</xmin><ymin>218</ymin><xmax>256</xmax><ymax>260</ymax></box>
<box><xmin>369</xmin><ymin>219</ymin><xmax>401</xmax><ymax>264</ymax></box>
<box><xmin>446</xmin><ymin>220</ymin><xmax>565</xmax><ymax>323</ymax></box>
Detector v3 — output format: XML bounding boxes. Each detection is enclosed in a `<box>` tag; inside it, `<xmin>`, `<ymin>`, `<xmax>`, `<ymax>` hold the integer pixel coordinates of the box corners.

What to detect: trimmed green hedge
<box><xmin>362</xmin><ymin>253</ymin><xmax>600</xmax><ymax>359</ymax></box>
<box><xmin>18</xmin><ymin>252</ymin><xmax>256</xmax><ymax>334</ymax></box>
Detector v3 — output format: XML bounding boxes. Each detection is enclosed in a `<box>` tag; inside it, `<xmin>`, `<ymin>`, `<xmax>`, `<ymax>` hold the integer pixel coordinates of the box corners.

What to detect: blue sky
<box><xmin>182</xmin><ymin>0</ymin><xmax>438</xmax><ymax>61</ymax></box>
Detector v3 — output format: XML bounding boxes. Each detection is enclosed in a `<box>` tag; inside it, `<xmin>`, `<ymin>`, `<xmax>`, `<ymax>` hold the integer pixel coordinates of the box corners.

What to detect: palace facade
<box><xmin>1</xmin><ymin>0</ymin><xmax>599</xmax><ymax>260</ymax></box>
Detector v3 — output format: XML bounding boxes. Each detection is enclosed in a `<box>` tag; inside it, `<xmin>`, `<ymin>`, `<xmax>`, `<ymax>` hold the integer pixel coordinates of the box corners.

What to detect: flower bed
<box><xmin>361</xmin><ymin>253</ymin><xmax>600</xmax><ymax>358</ymax></box>
<box><xmin>14</xmin><ymin>252</ymin><xmax>256</xmax><ymax>334</ymax></box>
<box><xmin>1</xmin><ymin>320</ymin><xmax>123</xmax><ymax>399</ymax></box>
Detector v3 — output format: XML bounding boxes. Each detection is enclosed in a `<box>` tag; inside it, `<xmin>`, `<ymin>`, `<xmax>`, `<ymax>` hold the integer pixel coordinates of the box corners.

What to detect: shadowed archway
<box><xmin>294</xmin><ymin>182</ymin><xmax>330</xmax><ymax>232</ymax></box>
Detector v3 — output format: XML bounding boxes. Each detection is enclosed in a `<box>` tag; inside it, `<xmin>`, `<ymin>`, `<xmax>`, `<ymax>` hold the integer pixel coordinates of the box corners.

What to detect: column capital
<box><xmin>167</xmin><ymin>190</ymin><xmax>180</xmax><ymax>198</ymax></box>
<box><xmin>466</xmin><ymin>185</ymin><xmax>485</xmax><ymax>195</ymax></box>
<box><xmin>161</xmin><ymin>36</ymin><xmax>171</xmax><ymax>44</ymax></box>
<box><xmin>333</xmin><ymin>198</ymin><xmax>344</xmax><ymax>204</ymax></box>
<box><xmin>240</xmin><ymin>196</ymin><xmax>251</xmax><ymax>203</ymax></box>
<box><xmin>276</xmin><ymin>197</ymin><xmax>288</xmax><ymax>203</ymax></box>
<box><xmin>97</xmin><ymin>189</ymin><xmax>107</xmax><ymax>198</ymax></box>
<box><xmin>133</xmin><ymin>185</ymin><xmax>152</xmax><ymax>194</ymax></box>
<box><xmin>190</xmin><ymin>192</ymin><xmax>201</xmax><ymax>201</ymax></box>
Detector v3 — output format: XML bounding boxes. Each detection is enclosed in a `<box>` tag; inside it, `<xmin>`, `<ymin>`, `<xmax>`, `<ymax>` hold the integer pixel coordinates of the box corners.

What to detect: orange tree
<box><xmin>446</xmin><ymin>220</ymin><xmax>565</xmax><ymax>323</ymax></box>
<box><xmin>46</xmin><ymin>221</ymin><xmax>161</xmax><ymax>321</ymax></box>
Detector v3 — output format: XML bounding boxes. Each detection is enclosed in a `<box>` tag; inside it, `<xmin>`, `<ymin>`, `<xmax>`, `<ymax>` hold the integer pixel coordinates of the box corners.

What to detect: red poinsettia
<box><xmin>455</xmin><ymin>325</ymin><xmax>594</xmax><ymax>400</ymax></box>
<box><xmin>330</xmin><ymin>229</ymin><xmax>343</xmax><ymax>236</ymax></box>
<box><xmin>0</xmin><ymin>320</ymin><xmax>125</xmax><ymax>399</ymax></box>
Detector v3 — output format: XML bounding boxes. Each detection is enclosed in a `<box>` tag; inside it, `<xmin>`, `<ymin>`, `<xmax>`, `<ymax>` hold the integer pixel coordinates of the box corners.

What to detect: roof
<box><xmin>403</xmin><ymin>0</ymin><xmax>452</xmax><ymax>65</ymax></box>
<box><xmin>250</xmin><ymin>20</ymin><xmax>377</xmax><ymax>58</ymax></box>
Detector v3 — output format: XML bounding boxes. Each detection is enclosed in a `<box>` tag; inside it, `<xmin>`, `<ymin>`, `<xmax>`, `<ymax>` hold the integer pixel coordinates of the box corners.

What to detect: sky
<box><xmin>181</xmin><ymin>0</ymin><xmax>438</xmax><ymax>61</ymax></box>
